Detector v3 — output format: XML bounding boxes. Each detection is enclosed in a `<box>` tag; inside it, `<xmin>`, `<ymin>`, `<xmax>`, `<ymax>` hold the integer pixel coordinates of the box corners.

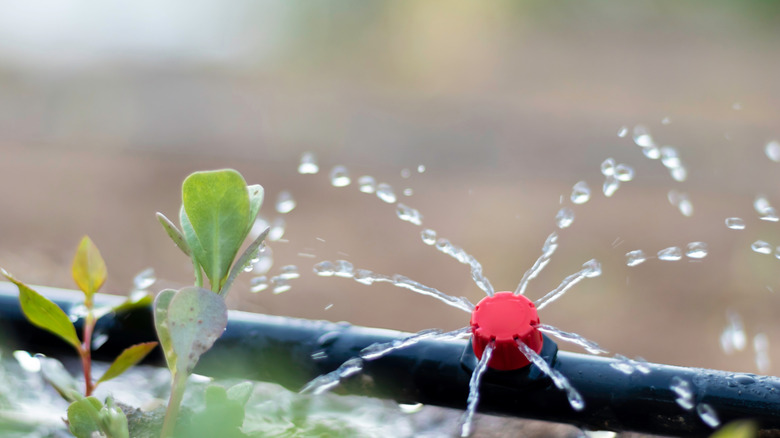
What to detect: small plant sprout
<box><xmin>2</xmin><ymin>236</ymin><xmax>157</xmax><ymax>438</ymax></box>
<box><xmin>154</xmin><ymin>169</ymin><xmax>268</xmax><ymax>438</ymax></box>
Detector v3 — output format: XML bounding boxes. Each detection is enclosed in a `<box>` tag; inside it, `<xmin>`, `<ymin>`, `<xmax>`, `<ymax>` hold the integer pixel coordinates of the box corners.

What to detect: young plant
<box><xmin>154</xmin><ymin>169</ymin><xmax>268</xmax><ymax>438</ymax></box>
<box><xmin>2</xmin><ymin>236</ymin><xmax>157</xmax><ymax>437</ymax></box>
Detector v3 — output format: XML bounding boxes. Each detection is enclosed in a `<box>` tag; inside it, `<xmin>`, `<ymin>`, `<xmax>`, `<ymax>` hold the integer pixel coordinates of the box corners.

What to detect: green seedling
<box><xmin>155</xmin><ymin>169</ymin><xmax>268</xmax><ymax>438</ymax></box>
<box><xmin>2</xmin><ymin>236</ymin><xmax>158</xmax><ymax>436</ymax></box>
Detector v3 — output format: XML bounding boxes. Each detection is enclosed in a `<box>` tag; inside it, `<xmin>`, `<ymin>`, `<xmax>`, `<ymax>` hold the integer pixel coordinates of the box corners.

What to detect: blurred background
<box><xmin>1</xmin><ymin>0</ymin><xmax>779</xmax><ymax>393</ymax></box>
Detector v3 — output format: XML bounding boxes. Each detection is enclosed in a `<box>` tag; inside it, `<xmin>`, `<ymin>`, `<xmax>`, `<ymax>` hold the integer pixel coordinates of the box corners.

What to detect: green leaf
<box><xmin>167</xmin><ymin>287</ymin><xmax>228</xmax><ymax>375</ymax></box>
<box><xmin>180</xmin><ymin>204</ymin><xmax>207</xmax><ymax>287</ymax></box>
<box><xmin>2</xmin><ymin>270</ymin><xmax>81</xmax><ymax>350</ymax></box>
<box><xmin>226</xmin><ymin>381</ymin><xmax>253</xmax><ymax>407</ymax></box>
<box><xmin>153</xmin><ymin>289</ymin><xmax>178</xmax><ymax>373</ymax></box>
<box><xmin>99</xmin><ymin>397</ymin><xmax>129</xmax><ymax>438</ymax></box>
<box><xmin>710</xmin><ymin>420</ymin><xmax>757</xmax><ymax>438</ymax></box>
<box><xmin>67</xmin><ymin>396</ymin><xmax>103</xmax><ymax>438</ymax></box>
<box><xmin>97</xmin><ymin>342</ymin><xmax>158</xmax><ymax>385</ymax></box>
<box><xmin>157</xmin><ymin>212</ymin><xmax>191</xmax><ymax>257</ymax></box>
<box><xmin>219</xmin><ymin>227</ymin><xmax>270</xmax><ymax>297</ymax></box>
<box><xmin>38</xmin><ymin>355</ymin><xmax>80</xmax><ymax>402</ymax></box>
<box><xmin>246</xmin><ymin>184</ymin><xmax>264</xmax><ymax>235</ymax></box>
<box><xmin>182</xmin><ymin>169</ymin><xmax>251</xmax><ymax>291</ymax></box>
<box><xmin>71</xmin><ymin>236</ymin><xmax>107</xmax><ymax>297</ymax></box>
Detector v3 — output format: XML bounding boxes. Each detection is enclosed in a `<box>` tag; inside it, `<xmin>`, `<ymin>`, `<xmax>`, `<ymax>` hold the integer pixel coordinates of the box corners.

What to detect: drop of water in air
<box><xmin>658</xmin><ymin>247</ymin><xmax>683</xmax><ymax>261</ymax></box>
<box><xmin>313</xmin><ymin>261</ymin><xmax>336</xmax><ymax>277</ymax></box>
<box><xmin>270</xmin><ymin>276</ymin><xmax>291</xmax><ymax>294</ymax></box>
<box><xmin>766</xmin><ymin>140</ymin><xmax>780</xmax><ymax>162</ymax></box>
<box><xmin>421</xmin><ymin>229</ymin><xmax>437</xmax><ymax>245</ymax></box>
<box><xmin>275</xmin><ymin>191</ymin><xmax>296</xmax><ymax>214</ymax></box>
<box><xmin>253</xmin><ymin>245</ymin><xmax>273</xmax><ymax>274</ymax></box>
<box><xmin>670</xmin><ymin>166</ymin><xmax>688</xmax><ymax>182</ymax></box>
<box><xmin>668</xmin><ymin>190</ymin><xmax>693</xmax><ymax>217</ymax></box>
<box><xmin>334</xmin><ymin>260</ymin><xmax>355</xmax><ymax>278</ymax></box>
<box><xmin>403</xmin><ymin>188</ymin><xmax>413</xmax><ymax>196</ymax></box>
<box><xmin>278</xmin><ymin>265</ymin><xmax>300</xmax><ymax>280</ymax></box>
<box><xmin>754</xmin><ymin>333</ymin><xmax>771</xmax><ymax>373</ymax></box>
<box><xmin>417</xmin><ymin>165</ymin><xmax>426</xmax><ymax>173</ymax></box>
<box><xmin>92</xmin><ymin>332</ymin><xmax>109</xmax><ymax>350</ymax></box>
<box><xmin>633</xmin><ymin>125</ymin><xmax>654</xmax><ymax>147</ymax></box>
<box><xmin>720</xmin><ymin>310</ymin><xmax>747</xmax><ymax>354</ymax></box>
<box><xmin>614</xmin><ymin>164</ymin><xmax>634</xmax><ymax>182</ymax></box>
<box><xmin>725</xmin><ymin>217</ymin><xmax>745</xmax><ymax>230</ymax></box>
<box><xmin>660</xmin><ymin>146</ymin><xmax>681</xmax><ymax>168</ymax></box>
<box><xmin>250</xmin><ymin>276</ymin><xmax>269</xmax><ymax>293</ymax></box>
<box><xmin>397</xmin><ymin>204</ymin><xmax>423</xmax><ymax>226</ymax></box>
<box><xmin>662</xmin><ymin>116</ymin><xmax>671</xmax><ymax>125</ymax></box>
<box><xmin>751</xmin><ymin>240</ymin><xmax>772</xmax><ymax>255</ymax></box>
<box><xmin>617</xmin><ymin>126</ymin><xmax>628</xmax><ymax>137</ymax></box>
<box><xmin>358</xmin><ymin>175</ymin><xmax>377</xmax><ymax>193</ymax></box>
<box><xmin>401</xmin><ymin>168</ymin><xmax>411</xmax><ymax>178</ymax></box>
<box><xmin>642</xmin><ymin>146</ymin><xmax>661</xmax><ymax>160</ymax></box>
<box><xmin>696</xmin><ymin>403</ymin><xmax>720</xmax><ymax>428</ymax></box>
<box><xmin>571</xmin><ymin>181</ymin><xmax>591</xmax><ymax>204</ymax></box>
<box><xmin>603</xmin><ymin>175</ymin><xmax>619</xmax><ymax>197</ymax></box>
<box><xmin>399</xmin><ymin>403</ymin><xmax>424</xmax><ymax>414</ymax></box>
<box><xmin>600</xmin><ymin>158</ymin><xmax>616</xmax><ymax>176</ymax></box>
<box><xmin>133</xmin><ymin>268</ymin><xmax>156</xmax><ymax>290</ymax></box>
<box><xmin>555</xmin><ymin>207</ymin><xmax>575</xmax><ymax>229</ymax></box>
<box><xmin>298</xmin><ymin>152</ymin><xmax>319</xmax><ymax>174</ymax></box>
<box><xmin>686</xmin><ymin>242</ymin><xmax>708</xmax><ymax>259</ymax></box>
<box><xmin>626</xmin><ymin>250</ymin><xmax>647</xmax><ymax>267</ymax></box>
<box><xmin>376</xmin><ymin>183</ymin><xmax>397</xmax><ymax>203</ymax></box>
<box><xmin>329</xmin><ymin>166</ymin><xmax>351</xmax><ymax>187</ymax></box>
<box><xmin>268</xmin><ymin>217</ymin><xmax>286</xmax><ymax>241</ymax></box>
<box><xmin>13</xmin><ymin>351</ymin><xmax>41</xmax><ymax>373</ymax></box>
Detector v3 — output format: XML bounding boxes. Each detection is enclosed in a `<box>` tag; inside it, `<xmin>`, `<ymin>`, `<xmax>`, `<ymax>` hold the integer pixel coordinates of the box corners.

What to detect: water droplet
<box><xmin>725</xmin><ymin>217</ymin><xmax>745</xmax><ymax>230</ymax></box>
<box><xmin>376</xmin><ymin>183</ymin><xmax>397</xmax><ymax>203</ymax></box>
<box><xmin>329</xmin><ymin>166</ymin><xmax>351</xmax><ymax>187</ymax></box>
<box><xmin>403</xmin><ymin>188</ymin><xmax>413</xmax><ymax>196</ymax></box>
<box><xmin>600</xmin><ymin>158</ymin><xmax>616</xmax><ymax>176</ymax></box>
<box><xmin>660</xmin><ymin>146</ymin><xmax>681</xmax><ymax>168</ymax></box>
<box><xmin>582</xmin><ymin>259</ymin><xmax>602</xmax><ymax>277</ymax></box>
<box><xmin>617</xmin><ymin>126</ymin><xmax>628</xmax><ymax>137</ymax></box>
<box><xmin>626</xmin><ymin>250</ymin><xmax>647</xmax><ymax>267</ymax></box>
<box><xmin>298</xmin><ymin>152</ymin><xmax>319</xmax><ymax>174</ymax></box>
<box><xmin>401</xmin><ymin>168</ymin><xmax>411</xmax><ymax>178</ymax></box>
<box><xmin>555</xmin><ymin>207</ymin><xmax>575</xmax><ymax>229</ymax></box>
<box><xmin>571</xmin><ymin>181</ymin><xmax>591</xmax><ymax>204</ymax></box>
<box><xmin>253</xmin><ymin>245</ymin><xmax>273</xmax><ymax>274</ymax></box>
<box><xmin>732</xmin><ymin>102</ymin><xmax>742</xmax><ymax>111</ymax></box>
<box><xmin>765</xmin><ymin>140</ymin><xmax>780</xmax><ymax>162</ymax></box>
<box><xmin>661</xmin><ymin>116</ymin><xmax>671</xmax><ymax>125</ymax></box>
<box><xmin>133</xmin><ymin>268</ymin><xmax>156</xmax><ymax>290</ymax></box>
<box><xmin>643</xmin><ymin>146</ymin><xmax>661</xmax><ymax>159</ymax></box>
<box><xmin>751</xmin><ymin>240</ymin><xmax>772</xmax><ymax>255</ymax></box>
<box><xmin>334</xmin><ymin>260</ymin><xmax>354</xmax><ymax>278</ymax></box>
<box><xmin>250</xmin><ymin>276</ymin><xmax>269</xmax><ymax>293</ymax></box>
<box><xmin>399</xmin><ymin>403</ymin><xmax>424</xmax><ymax>414</ymax></box>
<box><xmin>603</xmin><ymin>175</ymin><xmax>619</xmax><ymax>197</ymax></box>
<box><xmin>615</xmin><ymin>164</ymin><xmax>634</xmax><ymax>182</ymax></box>
<box><xmin>397</xmin><ymin>204</ymin><xmax>423</xmax><ymax>226</ymax></box>
<box><xmin>754</xmin><ymin>333</ymin><xmax>770</xmax><ymax>373</ymax></box>
<box><xmin>696</xmin><ymin>403</ymin><xmax>720</xmax><ymax>428</ymax></box>
<box><xmin>278</xmin><ymin>265</ymin><xmax>300</xmax><ymax>280</ymax></box>
<box><xmin>92</xmin><ymin>332</ymin><xmax>109</xmax><ymax>349</ymax></box>
<box><xmin>417</xmin><ymin>164</ymin><xmax>426</xmax><ymax>173</ymax></box>
<box><xmin>324</xmin><ymin>304</ymin><xmax>334</xmax><ymax>310</ymax></box>
<box><xmin>686</xmin><ymin>242</ymin><xmax>708</xmax><ymax>259</ymax></box>
<box><xmin>421</xmin><ymin>229</ymin><xmax>437</xmax><ymax>245</ymax></box>
<box><xmin>313</xmin><ymin>261</ymin><xmax>336</xmax><ymax>276</ymax></box>
<box><xmin>271</xmin><ymin>276</ymin><xmax>291</xmax><ymax>294</ymax></box>
<box><xmin>268</xmin><ymin>217</ymin><xmax>286</xmax><ymax>241</ymax></box>
<box><xmin>658</xmin><ymin>247</ymin><xmax>683</xmax><ymax>261</ymax></box>
<box><xmin>633</xmin><ymin>125</ymin><xmax>654</xmax><ymax>147</ymax></box>
<box><xmin>670</xmin><ymin>166</ymin><xmax>688</xmax><ymax>182</ymax></box>
<box><xmin>358</xmin><ymin>175</ymin><xmax>377</xmax><ymax>193</ymax></box>
<box><xmin>275</xmin><ymin>191</ymin><xmax>296</xmax><ymax>214</ymax></box>
<box><xmin>668</xmin><ymin>190</ymin><xmax>693</xmax><ymax>217</ymax></box>
<box><xmin>670</xmin><ymin>376</ymin><xmax>695</xmax><ymax>410</ymax></box>
<box><xmin>721</xmin><ymin>310</ymin><xmax>746</xmax><ymax>354</ymax></box>
<box><xmin>13</xmin><ymin>350</ymin><xmax>41</xmax><ymax>373</ymax></box>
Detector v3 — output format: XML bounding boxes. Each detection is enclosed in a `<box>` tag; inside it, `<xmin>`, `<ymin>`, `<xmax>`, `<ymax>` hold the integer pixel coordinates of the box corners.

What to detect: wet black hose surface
<box><xmin>1</xmin><ymin>282</ymin><xmax>778</xmax><ymax>436</ymax></box>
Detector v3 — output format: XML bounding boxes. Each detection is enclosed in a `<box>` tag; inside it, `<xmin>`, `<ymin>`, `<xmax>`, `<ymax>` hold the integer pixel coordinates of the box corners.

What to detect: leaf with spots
<box><xmin>167</xmin><ymin>287</ymin><xmax>228</xmax><ymax>375</ymax></box>
<box><xmin>153</xmin><ymin>289</ymin><xmax>178</xmax><ymax>373</ymax></box>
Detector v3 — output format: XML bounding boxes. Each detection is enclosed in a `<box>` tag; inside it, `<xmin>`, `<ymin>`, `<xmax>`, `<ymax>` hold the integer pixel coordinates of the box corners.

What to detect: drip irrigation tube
<box><xmin>1</xmin><ymin>282</ymin><xmax>779</xmax><ymax>436</ymax></box>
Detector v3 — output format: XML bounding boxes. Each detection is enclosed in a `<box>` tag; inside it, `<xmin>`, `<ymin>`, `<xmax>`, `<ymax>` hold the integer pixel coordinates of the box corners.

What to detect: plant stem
<box><xmin>160</xmin><ymin>372</ymin><xmax>187</xmax><ymax>438</ymax></box>
<box><xmin>192</xmin><ymin>257</ymin><xmax>203</xmax><ymax>288</ymax></box>
<box><xmin>80</xmin><ymin>298</ymin><xmax>95</xmax><ymax>396</ymax></box>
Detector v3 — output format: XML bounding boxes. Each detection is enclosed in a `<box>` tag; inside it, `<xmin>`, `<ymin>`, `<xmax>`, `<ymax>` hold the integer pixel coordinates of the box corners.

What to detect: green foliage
<box><xmin>711</xmin><ymin>420</ymin><xmax>757</xmax><ymax>438</ymax></box>
<box><xmin>166</xmin><ymin>287</ymin><xmax>228</xmax><ymax>375</ymax></box>
<box><xmin>2</xmin><ymin>270</ymin><xmax>81</xmax><ymax>350</ymax></box>
<box><xmin>71</xmin><ymin>236</ymin><xmax>107</xmax><ymax>298</ymax></box>
<box><xmin>98</xmin><ymin>342</ymin><xmax>158</xmax><ymax>385</ymax></box>
<box><xmin>176</xmin><ymin>383</ymin><xmax>252</xmax><ymax>438</ymax></box>
<box><xmin>68</xmin><ymin>396</ymin><xmax>130</xmax><ymax>438</ymax></box>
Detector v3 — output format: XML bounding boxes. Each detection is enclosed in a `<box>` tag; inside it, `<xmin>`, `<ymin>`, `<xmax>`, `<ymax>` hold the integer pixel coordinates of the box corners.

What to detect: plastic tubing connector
<box><xmin>470</xmin><ymin>291</ymin><xmax>543</xmax><ymax>370</ymax></box>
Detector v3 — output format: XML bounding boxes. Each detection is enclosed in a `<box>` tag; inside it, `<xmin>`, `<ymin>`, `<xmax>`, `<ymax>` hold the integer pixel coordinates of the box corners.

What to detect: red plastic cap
<box><xmin>470</xmin><ymin>291</ymin><xmax>543</xmax><ymax>371</ymax></box>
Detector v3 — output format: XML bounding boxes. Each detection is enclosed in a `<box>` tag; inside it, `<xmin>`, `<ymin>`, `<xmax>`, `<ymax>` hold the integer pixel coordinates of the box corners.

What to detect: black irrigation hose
<box><xmin>1</xmin><ymin>282</ymin><xmax>779</xmax><ymax>436</ymax></box>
